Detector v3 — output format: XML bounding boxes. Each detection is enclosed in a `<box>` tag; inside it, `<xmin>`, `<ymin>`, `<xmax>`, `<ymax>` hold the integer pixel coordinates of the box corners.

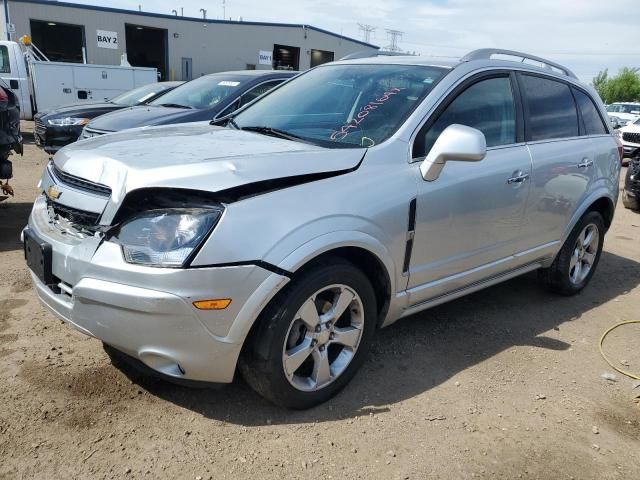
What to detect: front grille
<box><xmin>628</xmin><ymin>157</ymin><xmax>640</xmax><ymax>194</ymax></box>
<box><xmin>48</xmin><ymin>161</ymin><xmax>112</xmax><ymax>197</ymax></box>
<box><xmin>34</xmin><ymin>117</ymin><xmax>46</xmax><ymax>136</ymax></box>
<box><xmin>622</xmin><ymin>132</ymin><xmax>640</xmax><ymax>144</ymax></box>
<box><xmin>46</xmin><ymin>197</ymin><xmax>101</xmax><ymax>230</ymax></box>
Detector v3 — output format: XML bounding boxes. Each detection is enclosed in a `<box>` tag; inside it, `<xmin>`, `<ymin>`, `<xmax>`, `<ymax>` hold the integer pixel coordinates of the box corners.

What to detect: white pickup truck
<box><xmin>0</xmin><ymin>39</ymin><xmax>158</xmax><ymax>120</ymax></box>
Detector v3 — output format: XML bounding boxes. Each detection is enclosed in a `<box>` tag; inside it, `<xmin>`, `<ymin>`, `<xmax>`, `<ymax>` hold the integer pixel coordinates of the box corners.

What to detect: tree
<box><xmin>592</xmin><ymin>69</ymin><xmax>608</xmax><ymax>101</ymax></box>
<box><xmin>592</xmin><ymin>67</ymin><xmax>640</xmax><ymax>104</ymax></box>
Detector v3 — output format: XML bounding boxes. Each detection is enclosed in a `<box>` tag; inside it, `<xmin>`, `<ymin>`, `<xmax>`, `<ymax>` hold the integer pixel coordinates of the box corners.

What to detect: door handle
<box><xmin>507</xmin><ymin>171</ymin><xmax>529</xmax><ymax>185</ymax></box>
<box><xmin>577</xmin><ymin>158</ymin><xmax>593</xmax><ymax>168</ymax></box>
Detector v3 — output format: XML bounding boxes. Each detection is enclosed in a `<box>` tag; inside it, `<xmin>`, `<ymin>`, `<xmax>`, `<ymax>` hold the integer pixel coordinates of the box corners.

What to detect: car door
<box><xmin>407</xmin><ymin>73</ymin><xmax>533</xmax><ymax>305</ymax></box>
<box><xmin>517</xmin><ymin>74</ymin><xmax>594</xmax><ymax>255</ymax></box>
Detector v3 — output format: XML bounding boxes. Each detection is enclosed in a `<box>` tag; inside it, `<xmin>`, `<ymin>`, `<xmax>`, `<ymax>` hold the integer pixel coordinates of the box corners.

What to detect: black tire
<box><xmin>622</xmin><ymin>167</ymin><xmax>639</xmax><ymax>210</ymax></box>
<box><xmin>239</xmin><ymin>258</ymin><xmax>377</xmax><ymax>409</ymax></box>
<box><xmin>538</xmin><ymin>211</ymin><xmax>605</xmax><ymax>295</ymax></box>
<box><xmin>622</xmin><ymin>189</ymin><xmax>639</xmax><ymax>210</ymax></box>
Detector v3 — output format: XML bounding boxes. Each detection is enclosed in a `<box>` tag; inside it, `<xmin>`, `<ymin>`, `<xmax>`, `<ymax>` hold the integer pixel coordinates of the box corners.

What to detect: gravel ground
<box><xmin>0</xmin><ymin>122</ymin><xmax>639</xmax><ymax>479</ymax></box>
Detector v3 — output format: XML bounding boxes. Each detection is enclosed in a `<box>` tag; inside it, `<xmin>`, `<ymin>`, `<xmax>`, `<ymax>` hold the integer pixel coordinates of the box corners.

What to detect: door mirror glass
<box><xmin>419</xmin><ymin>124</ymin><xmax>486</xmax><ymax>181</ymax></box>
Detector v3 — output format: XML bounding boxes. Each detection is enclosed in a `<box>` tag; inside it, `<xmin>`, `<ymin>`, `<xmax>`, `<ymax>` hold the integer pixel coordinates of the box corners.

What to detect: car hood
<box><xmin>87</xmin><ymin>105</ymin><xmax>204</xmax><ymax>131</ymax></box>
<box><xmin>54</xmin><ymin>122</ymin><xmax>365</xmax><ymax>213</ymax></box>
<box><xmin>39</xmin><ymin>102</ymin><xmax>119</xmax><ymax>117</ymax></box>
<box><xmin>609</xmin><ymin>112</ymin><xmax>639</xmax><ymax>121</ymax></box>
<box><xmin>621</xmin><ymin>122</ymin><xmax>640</xmax><ymax>133</ymax></box>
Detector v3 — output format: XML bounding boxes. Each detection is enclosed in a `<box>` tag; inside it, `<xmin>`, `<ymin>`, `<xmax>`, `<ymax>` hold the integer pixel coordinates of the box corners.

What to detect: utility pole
<box><xmin>222</xmin><ymin>0</ymin><xmax>226</xmax><ymax>20</ymax></box>
<box><xmin>385</xmin><ymin>29</ymin><xmax>404</xmax><ymax>52</ymax></box>
<box><xmin>200</xmin><ymin>8</ymin><xmax>207</xmax><ymax>19</ymax></box>
<box><xmin>358</xmin><ymin>23</ymin><xmax>376</xmax><ymax>43</ymax></box>
<box><xmin>3</xmin><ymin>0</ymin><xmax>10</xmax><ymax>41</ymax></box>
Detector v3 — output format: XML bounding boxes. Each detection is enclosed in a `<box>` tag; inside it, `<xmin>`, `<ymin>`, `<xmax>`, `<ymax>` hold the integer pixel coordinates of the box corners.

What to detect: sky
<box><xmin>70</xmin><ymin>0</ymin><xmax>640</xmax><ymax>83</ymax></box>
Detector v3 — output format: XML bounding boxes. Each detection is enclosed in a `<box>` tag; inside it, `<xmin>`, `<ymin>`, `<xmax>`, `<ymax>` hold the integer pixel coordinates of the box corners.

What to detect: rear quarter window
<box><xmin>572</xmin><ymin>88</ymin><xmax>608</xmax><ymax>135</ymax></box>
<box><xmin>520</xmin><ymin>74</ymin><xmax>579</xmax><ymax>141</ymax></box>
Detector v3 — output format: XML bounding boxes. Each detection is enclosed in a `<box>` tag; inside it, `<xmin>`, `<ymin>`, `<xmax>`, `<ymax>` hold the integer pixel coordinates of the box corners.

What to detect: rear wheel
<box><xmin>239</xmin><ymin>259</ymin><xmax>377</xmax><ymax>409</ymax></box>
<box><xmin>538</xmin><ymin>211</ymin><xmax>605</xmax><ymax>295</ymax></box>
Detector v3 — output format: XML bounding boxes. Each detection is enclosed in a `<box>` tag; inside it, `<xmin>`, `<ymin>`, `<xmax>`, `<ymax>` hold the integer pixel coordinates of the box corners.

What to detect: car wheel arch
<box><xmin>562</xmin><ymin>189</ymin><xmax>616</xmax><ymax>245</ymax></box>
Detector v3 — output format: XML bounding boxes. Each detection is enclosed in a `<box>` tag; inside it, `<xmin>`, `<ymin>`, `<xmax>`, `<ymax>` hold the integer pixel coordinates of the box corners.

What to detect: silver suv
<box><xmin>25</xmin><ymin>49</ymin><xmax>621</xmax><ymax>408</ymax></box>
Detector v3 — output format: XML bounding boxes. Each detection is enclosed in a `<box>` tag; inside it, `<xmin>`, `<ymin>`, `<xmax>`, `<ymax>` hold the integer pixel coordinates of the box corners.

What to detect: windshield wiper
<box><xmin>240</xmin><ymin>126</ymin><xmax>310</xmax><ymax>143</ymax></box>
<box><xmin>158</xmin><ymin>103</ymin><xmax>193</xmax><ymax>109</ymax></box>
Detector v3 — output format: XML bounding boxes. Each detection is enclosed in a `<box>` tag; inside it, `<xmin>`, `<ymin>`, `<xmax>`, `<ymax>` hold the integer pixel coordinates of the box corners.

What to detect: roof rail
<box><xmin>339</xmin><ymin>50</ymin><xmax>409</xmax><ymax>61</ymax></box>
<box><xmin>460</xmin><ymin>48</ymin><xmax>578</xmax><ymax>80</ymax></box>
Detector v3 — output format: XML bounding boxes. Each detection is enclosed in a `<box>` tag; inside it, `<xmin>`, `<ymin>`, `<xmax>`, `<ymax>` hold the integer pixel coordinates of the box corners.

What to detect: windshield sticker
<box><xmin>218</xmin><ymin>81</ymin><xmax>240</xmax><ymax>87</ymax></box>
<box><xmin>330</xmin><ymin>87</ymin><xmax>406</xmax><ymax>141</ymax></box>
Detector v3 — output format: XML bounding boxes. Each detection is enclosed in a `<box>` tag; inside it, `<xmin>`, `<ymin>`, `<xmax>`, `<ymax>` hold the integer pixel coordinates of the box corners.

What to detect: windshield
<box><xmin>110</xmin><ymin>83</ymin><xmax>173</xmax><ymax>106</ymax></box>
<box><xmin>150</xmin><ymin>74</ymin><xmax>249</xmax><ymax>109</ymax></box>
<box><xmin>233</xmin><ymin>64</ymin><xmax>447</xmax><ymax>148</ymax></box>
<box><xmin>607</xmin><ymin>104</ymin><xmax>640</xmax><ymax>114</ymax></box>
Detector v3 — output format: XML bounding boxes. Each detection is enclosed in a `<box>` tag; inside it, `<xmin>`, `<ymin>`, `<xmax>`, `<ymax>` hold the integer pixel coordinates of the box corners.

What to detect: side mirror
<box><xmin>419</xmin><ymin>124</ymin><xmax>487</xmax><ymax>181</ymax></box>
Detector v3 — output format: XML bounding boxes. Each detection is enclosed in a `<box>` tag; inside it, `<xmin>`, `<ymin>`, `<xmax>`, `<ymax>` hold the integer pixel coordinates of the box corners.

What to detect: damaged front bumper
<box><xmin>26</xmin><ymin>195</ymin><xmax>289</xmax><ymax>383</ymax></box>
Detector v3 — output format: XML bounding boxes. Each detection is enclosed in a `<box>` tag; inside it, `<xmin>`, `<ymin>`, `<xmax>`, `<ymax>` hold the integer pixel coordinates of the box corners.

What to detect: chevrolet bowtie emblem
<box><xmin>47</xmin><ymin>185</ymin><xmax>62</xmax><ymax>200</ymax></box>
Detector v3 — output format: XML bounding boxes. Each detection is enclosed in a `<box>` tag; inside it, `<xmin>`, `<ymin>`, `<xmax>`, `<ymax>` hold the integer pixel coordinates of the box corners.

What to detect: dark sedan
<box><xmin>34</xmin><ymin>81</ymin><xmax>183</xmax><ymax>153</ymax></box>
<box><xmin>80</xmin><ymin>70</ymin><xmax>296</xmax><ymax>139</ymax></box>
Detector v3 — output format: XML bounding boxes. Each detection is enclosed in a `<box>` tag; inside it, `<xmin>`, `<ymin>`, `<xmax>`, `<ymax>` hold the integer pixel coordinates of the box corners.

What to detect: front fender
<box><xmin>276</xmin><ymin>229</ymin><xmax>398</xmax><ymax>292</ymax></box>
<box><xmin>223</xmin><ymin>230</ymin><xmax>400</xmax><ymax>346</ymax></box>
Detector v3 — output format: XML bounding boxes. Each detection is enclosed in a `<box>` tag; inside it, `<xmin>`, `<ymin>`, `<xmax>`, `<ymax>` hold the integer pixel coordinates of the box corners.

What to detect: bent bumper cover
<box><xmin>32</xmin><ymin>272</ymin><xmax>249</xmax><ymax>382</ymax></box>
<box><xmin>27</xmin><ymin>197</ymin><xmax>289</xmax><ymax>383</ymax></box>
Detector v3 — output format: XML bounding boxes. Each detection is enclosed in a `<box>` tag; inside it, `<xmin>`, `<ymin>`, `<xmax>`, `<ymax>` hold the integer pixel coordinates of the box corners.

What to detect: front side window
<box><xmin>417</xmin><ymin>76</ymin><xmax>516</xmax><ymax>157</ymax></box>
<box><xmin>572</xmin><ymin>88</ymin><xmax>607</xmax><ymax>135</ymax></box>
<box><xmin>521</xmin><ymin>75</ymin><xmax>579</xmax><ymax>141</ymax></box>
<box><xmin>0</xmin><ymin>46</ymin><xmax>10</xmax><ymax>74</ymax></box>
<box><xmin>150</xmin><ymin>74</ymin><xmax>250</xmax><ymax>109</ymax></box>
<box><xmin>233</xmin><ymin>64</ymin><xmax>447</xmax><ymax>148</ymax></box>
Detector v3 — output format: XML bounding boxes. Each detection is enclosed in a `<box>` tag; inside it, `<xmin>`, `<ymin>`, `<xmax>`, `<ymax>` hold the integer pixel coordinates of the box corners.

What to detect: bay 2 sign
<box><xmin>97</xmin><ymin>30</ymin><xmax>118</xmax><ymax>49</ymax></box>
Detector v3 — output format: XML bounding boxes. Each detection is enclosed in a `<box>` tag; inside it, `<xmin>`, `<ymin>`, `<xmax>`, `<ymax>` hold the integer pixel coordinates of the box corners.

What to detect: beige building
<box><xmin>1</xmin><ymin>0</ymin><xmax>378</xmax><ymax>80</ymax></box>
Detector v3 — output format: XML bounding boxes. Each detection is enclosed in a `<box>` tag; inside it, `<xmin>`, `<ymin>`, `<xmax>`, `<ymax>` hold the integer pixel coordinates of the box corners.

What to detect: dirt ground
<box><xmin>0</xmin><ymin>122</ymin><xmax>639</xmax><ymax>479</ymax></box>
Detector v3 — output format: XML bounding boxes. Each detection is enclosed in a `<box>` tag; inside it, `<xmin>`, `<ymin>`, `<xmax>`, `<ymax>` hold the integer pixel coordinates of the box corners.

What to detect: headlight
<box><xmin>112</xmin><ymin>208</ymin><xmax>222</xmax><ymax>267</ymax></box>
<box><xmin>47</xmin><ymin>117</ymin><xmax>91</xmax><ymax>126</ymax></box>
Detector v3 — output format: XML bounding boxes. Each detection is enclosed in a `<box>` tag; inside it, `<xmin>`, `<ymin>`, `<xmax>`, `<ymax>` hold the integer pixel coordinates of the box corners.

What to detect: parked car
<box><xmin>0</xmin><ymin>79</ymin><xmax>23</xmax><ymax>202</ymax></box>
<box><xmin>622</xmin><ymin>147</ymin><xmax>640</xmax><ymax>211</ymax></box>
<box><xmin>34</xmin><ymin>81</ymin><xmax>183</xmax><ymax>154</ymax></box>
<box><xmin>80</xmin><ymin>71</ymin><xmax>296</xmax><ymax>138</ymax></box>
<box><xmin>25</xmin><ymin>49</ymin><xmax>621</xmax><ymax>408</ymax></box>
<box><xmin>606</xmin><ymin>102</ymin><xmax>640</xmax><ymax>128</ymax></box>
<box><xmin>618</xmin><ymin>117</ymin><xmax>640</xmax><ymax>158</ymax></box>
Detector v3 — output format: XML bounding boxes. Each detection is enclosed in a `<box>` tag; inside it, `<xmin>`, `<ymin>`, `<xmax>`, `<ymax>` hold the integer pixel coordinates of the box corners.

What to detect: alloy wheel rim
<box><xmin>282</xmin><ymin>284</ymin><xmax>364</xmax><ymax>392</ymax></box>
<box><xmin>569</xmin><ymin>223</ymin><xmax>599</xmax><ymax>285</ymax></box>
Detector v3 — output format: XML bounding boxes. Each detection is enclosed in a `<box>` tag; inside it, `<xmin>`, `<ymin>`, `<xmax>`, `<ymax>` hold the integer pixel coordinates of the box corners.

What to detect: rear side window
<box><xmin>572</xmin><ymin>88</ymin><xmax>608</xmax><ymax>135</ymax></box>
<box><xmin>239</xmin><ymin>80</ymin><xmax>283</xmax><ymax>107</ymax></box>
<box><xmin>418</xmin><ymin>76</ymin><xmax>516</xmax><ymax>156</ymax></box>
<box><xmin>0</xmin><ymin>46</ymin><xmax>10</xmax><ymax>74</ymax></box>
<box><xmin>520</xmin><ymin>75</ymin><xmax>579</xmax><ymax>141</ymax></box>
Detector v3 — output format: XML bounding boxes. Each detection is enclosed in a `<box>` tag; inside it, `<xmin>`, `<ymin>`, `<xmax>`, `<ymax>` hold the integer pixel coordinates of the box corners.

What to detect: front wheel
<box><xmin>622</xmin><ymin>190</ymin><xmax>639</xmax><ymax>210</ymax></box>
<box><xmin>239</xmin><ymin>259</ymin><xmax>377</xmax><ymax>409</ymax></box>
<box><xmin>538</xmin><ymin>211</ymin><xmax>605</xmax><ymax>295</ymax></box>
